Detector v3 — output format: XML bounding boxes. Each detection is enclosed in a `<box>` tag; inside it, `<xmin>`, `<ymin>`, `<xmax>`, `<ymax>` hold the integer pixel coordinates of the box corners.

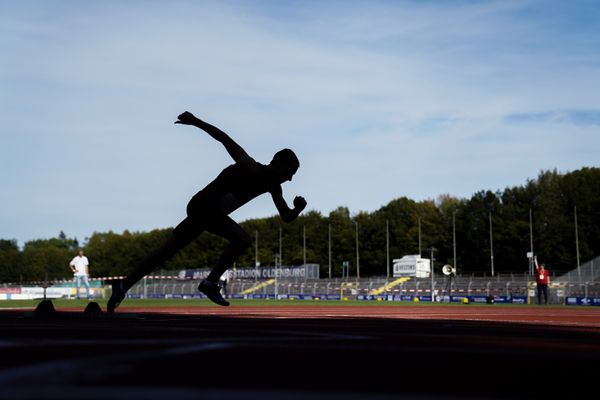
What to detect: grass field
<box><xmin>0</xmin><ymin>297</ymin><xmax>570</xmax><ymax>309</ymax></box>
<box><xmin>0</xmin><ymin>298</ymin><xmax>441</xmax><ymax>308</ymax></box>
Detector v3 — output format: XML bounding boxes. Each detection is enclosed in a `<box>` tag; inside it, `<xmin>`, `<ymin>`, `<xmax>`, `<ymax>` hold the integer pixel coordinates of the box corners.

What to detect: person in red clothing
<box><xmin>534</xmin><ymin>256</ymin><xmax>550</xmax><ymax>304</ymax></box>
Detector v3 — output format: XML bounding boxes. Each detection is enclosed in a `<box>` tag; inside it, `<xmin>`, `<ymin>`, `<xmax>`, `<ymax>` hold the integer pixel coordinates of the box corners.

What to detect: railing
<box><xmin>126</xmin><ymin>275</ymin><xmax>538</xmax><ymax>299</ymax></box>
<box><xmin>3</xmin><ymin>267</ymin><xmax>599</xmax><ymax>304</ymax></box>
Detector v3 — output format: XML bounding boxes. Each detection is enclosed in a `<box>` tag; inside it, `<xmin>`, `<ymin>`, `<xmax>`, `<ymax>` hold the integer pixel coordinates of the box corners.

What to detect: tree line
<box><xmin>1</xmin><ymin>167</ymin><xmax>599</xmax><ymax>283</ymax></box>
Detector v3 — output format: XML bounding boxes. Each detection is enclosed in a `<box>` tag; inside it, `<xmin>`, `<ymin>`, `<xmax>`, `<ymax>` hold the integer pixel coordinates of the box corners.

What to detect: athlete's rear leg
<box><xmin>122</xmin><ymin>234</ymin><xmax>189</xmax><ymax>291</ymax></box>
<box><xmin>108</xmin><ymin>217</ymin><xmax>201</xmax><ymax>313</ymax></box>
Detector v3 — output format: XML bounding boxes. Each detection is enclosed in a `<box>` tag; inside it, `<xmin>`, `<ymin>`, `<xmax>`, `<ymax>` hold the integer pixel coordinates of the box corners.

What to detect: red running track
<box><xmin>1</xmin><ymin>303</ymin><xmax>599</xmax><ymax>399</ymax></box>
<box><xmin>84</xmin><ymin>304</ymin><xmax>600</xmax><ymax>328</ymax></box>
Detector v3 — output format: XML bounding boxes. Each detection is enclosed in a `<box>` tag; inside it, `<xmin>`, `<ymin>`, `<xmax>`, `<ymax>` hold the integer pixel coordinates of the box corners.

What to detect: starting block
<box><xmin>33</xmin><ymin>300</ymin><xmax>104</xmax><ymax>318</ymax></box>
<box><xmin>34</xmin><ymin>299</ymin><xmax>56</xmax><ymax>317</ymax></box>
<box><xmin>84</xmin><ymin>301</ymin><xmax>103</xmax><ymax>316</ymax></box>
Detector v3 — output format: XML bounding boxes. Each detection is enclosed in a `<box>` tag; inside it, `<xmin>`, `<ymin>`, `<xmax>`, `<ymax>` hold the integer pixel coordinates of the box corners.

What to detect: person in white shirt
<box><xmin>69</xmin><ymin>249</ymin><xmax>91</xmax><ymax>299</ymax></box>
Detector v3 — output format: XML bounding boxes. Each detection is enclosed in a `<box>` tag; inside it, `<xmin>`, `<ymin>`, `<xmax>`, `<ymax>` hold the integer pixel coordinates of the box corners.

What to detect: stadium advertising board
<box><xmin>178</xmin><ymin>264</ymin><xmax>319</xmax><ymax>280</ymax></box>
<box><xmin>393</xmin><ymin>255</ymin><xmax>430</xmax><ymax>278</ymax></box>
<box><xmin>566</xmin><ymin>297</ymin><xmax>600</xmax><ymax>306</ymax></box>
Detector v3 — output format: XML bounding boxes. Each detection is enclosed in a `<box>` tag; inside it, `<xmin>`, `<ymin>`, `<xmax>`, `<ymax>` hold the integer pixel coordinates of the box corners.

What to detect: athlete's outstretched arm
<box><xmin>271</xmin><ymin>186</ymin><xmax>307</xmax><ymax>223</ymax></box>
<box><xmin>175</xmin><ymin>111</ymin><xmax>250</xmax><ymax>162</ymax></box>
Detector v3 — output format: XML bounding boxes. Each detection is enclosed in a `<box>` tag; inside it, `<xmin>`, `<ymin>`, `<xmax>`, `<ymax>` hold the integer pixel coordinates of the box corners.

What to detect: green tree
<box><xmin>2</xmin><ymin>167</ymin><xmax>599</xmax><ymax>280</ymax></box>
<box><xmin>20</xmin><ymin>236</ymin><xmax>75</xmax><ymax>281</ymax></box>
<box><xmin>0</xmin><ymin>239</ymin><xmax>21</xmax><ymax>282</ymax></box>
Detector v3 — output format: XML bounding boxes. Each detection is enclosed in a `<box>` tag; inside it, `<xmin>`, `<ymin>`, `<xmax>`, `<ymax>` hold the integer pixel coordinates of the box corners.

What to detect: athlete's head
<box><xmin>269</xmin><ymin>148</ymin><xmax>299</xmax><ymax>183</ymax></box>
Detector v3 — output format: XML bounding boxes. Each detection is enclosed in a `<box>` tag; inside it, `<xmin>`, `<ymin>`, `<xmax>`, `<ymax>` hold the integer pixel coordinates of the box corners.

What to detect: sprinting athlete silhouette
<box><xmin>107</xmin><ymin>111</ymin><xmax>307</xmax><ymax>312</ymax></box>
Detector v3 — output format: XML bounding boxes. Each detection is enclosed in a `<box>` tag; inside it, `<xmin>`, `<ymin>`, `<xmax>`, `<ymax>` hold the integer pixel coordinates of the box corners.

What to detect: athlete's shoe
<box><xmin>198</xmin><ymin>279</ymin><xmax>230</xmax><ymax>306</ymax></box>
<box><xmin>107</xmin><ymin>279</ymin><xmax>126</xmax><ymax>313</ymax></box>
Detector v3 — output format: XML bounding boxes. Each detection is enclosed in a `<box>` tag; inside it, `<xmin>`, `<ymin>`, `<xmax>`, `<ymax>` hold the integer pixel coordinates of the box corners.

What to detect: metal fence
<box><xmin>123</xmin><ymin>264</ymin><xmax>600</xmax><ymax>304</ymax></box>
<box><xmin>5</xmin><ymin>262</ymin><xmax>598</xmax><ymax>304</ymax></box>
<box><xmin>126</xmin><ymin>272</ymin><xmax>576</xmax><ymax>303</ymax></box>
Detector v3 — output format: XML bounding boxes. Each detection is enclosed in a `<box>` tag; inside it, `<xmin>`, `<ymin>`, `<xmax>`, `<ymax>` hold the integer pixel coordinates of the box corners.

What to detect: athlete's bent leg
<box><xmin>206</xmin><ymin>217</ymin><xmax>252</xmax><ymax>282</ymax></box>
<box><xmin>199</xmin><ymin>217</ymin><xmax>251</xmax><ymax>306</ymax></box>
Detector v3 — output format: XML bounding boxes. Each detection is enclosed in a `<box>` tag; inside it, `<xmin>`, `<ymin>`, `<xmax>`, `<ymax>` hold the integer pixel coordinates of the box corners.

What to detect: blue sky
<box><xmin>1</xmin><ymin>0</ymin><xmax>599</xmax><ymax>246</ymax></box>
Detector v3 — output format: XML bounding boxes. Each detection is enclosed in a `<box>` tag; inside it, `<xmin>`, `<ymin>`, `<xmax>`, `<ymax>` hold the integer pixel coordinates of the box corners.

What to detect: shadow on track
<box><xmin>0</xmin><ymin>309</ymin><xmax>598</xmax><ymax>399</ymax></box>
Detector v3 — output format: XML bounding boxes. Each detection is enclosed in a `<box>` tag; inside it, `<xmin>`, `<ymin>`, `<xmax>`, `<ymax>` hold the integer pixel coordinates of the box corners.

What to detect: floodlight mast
<box><xmin>328</xmin><ymin>223</ymin><xmax>332</xmax><ymax>279</ymax></box>
<box><xmin>386</xmin><ymin>220</ymin><xmax>390</xmax><ymax>279</ymax></box>
<box><xmin>418</xmin><ymin>217</ymin><xmax>422</xmax><ymax>257</ymax></box>
<box><xmin>453</xmin><ymin>211</ymin><xmax>457</xmax><ymax>275</ymax></box>
<box><xmin>489</xmin><ymin>213</ymin><xmax>495</xmax><ymax>277</ymax></box>
<box><xmin>303</xmin><ymin>225</ymin><xmax>306</xmax><ymax>280</ymax></box>
<box><xmin>353</xmin><ymin>220</ymin><xmax>360</xmax><ymax>279</ymax></box>
<box><xmin>255</xmin><ymin>230</ymin><xmax>259</xmax><ymax>282</ymax></box>
<box><xmin>529</xmin><ymin>209</ymin><xmax>534</xmax><ymax>276</ymax></box>
<box><xmin>575</xmin><ymin>206</ymin><xmax>581</xmax><ymax>284</ymax></box>
<box><xmin>429</xmin><ymin>247</ymin><xmax>437</xmax><ymax>302</ymax></box>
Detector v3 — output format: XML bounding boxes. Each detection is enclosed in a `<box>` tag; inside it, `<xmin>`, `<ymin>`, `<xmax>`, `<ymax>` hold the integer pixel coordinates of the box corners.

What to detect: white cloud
<box><xmin>1</xmin><ymin>0</ymin><xmax>599</xmax><ymax>244</ymax></box>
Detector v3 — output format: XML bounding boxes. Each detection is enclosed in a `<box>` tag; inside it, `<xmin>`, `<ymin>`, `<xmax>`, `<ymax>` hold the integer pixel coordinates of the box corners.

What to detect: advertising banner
<box><xmin>565</xmin><ymin>297</ymin><xmax>600</xmax><ymax>306</ymax></box>
<box><xmin>178</xmin><ymin>264</ymin><xmax>319</xmax><ymax>280</ymax></box>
